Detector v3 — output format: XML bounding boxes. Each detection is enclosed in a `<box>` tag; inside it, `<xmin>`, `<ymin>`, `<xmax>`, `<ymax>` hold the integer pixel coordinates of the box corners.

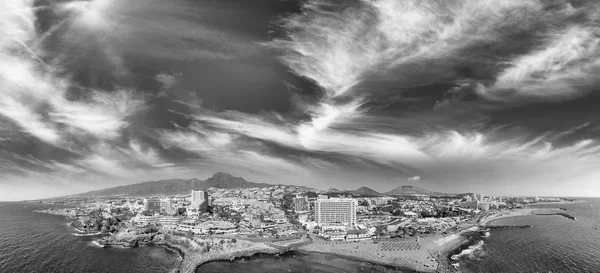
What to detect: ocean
<box><xmin>0</xmin><ymin>203</ymin><xmax>179</xmax><ymax>273</ymax></box>
<box><xmin>1</xmin><ymin>200</ymin><xmax>599</xmax><ymax>273</ymax></box>
<box><xmin>455</xmin><ymin>198</ymin><xmax>600</xmax><ymax>273</ymax></box>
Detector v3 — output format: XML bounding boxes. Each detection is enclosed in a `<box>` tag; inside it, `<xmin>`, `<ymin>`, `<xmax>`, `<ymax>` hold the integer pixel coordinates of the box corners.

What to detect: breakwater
<box><xmin>556</xmin><ymin>213</ymin><xmax>576</xmax><ymax>220</ymax></box>
<box><xmin>535</xmin><ymin>212</ymin><xmax>577</xmax><ymax>220</ymax></box>
<box><xmin>485</xmin><ymin>225</ymin><xmax>532</xmax><ymax>229</ymax></box>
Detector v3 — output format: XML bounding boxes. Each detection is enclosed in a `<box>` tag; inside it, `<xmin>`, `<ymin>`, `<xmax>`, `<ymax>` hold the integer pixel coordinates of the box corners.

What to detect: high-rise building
<box><xmin>293</xmin><ymin>195</ymin><xmax>309</xmax><ymax>211</ymax></box>
<box><xmin>144</xmin><ymin>197</ymin><xmax>161</xmax><ymax>214</ymax></box>
<box><xmin>315</xmin><ymin>198</ymin><xmax>357</xmax><ymax>227</ymax></box>
<box><xmin>191</xmin><ymin>190</ymin><xmax>210</xmax><ymax>212</ymax></box>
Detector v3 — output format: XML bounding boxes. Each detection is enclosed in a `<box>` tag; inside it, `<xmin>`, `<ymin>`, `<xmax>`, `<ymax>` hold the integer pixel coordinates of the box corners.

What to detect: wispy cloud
<box><xmin>58</xmin><ymin>0</ymin><xmax>246</xmax><ymax>62</ymax></box>
<box><xmin>478</xmin><ymin>25</ymin><xmax>600</xmax><ymax>102</ymax></box>
<box><xmin>3</xmin><ymin>0</ymin><xmax>600</xmax><ymax>200</ymax></box>
<box><xmin>50</xmin><ymin>90</ymin><xmax>143</xmax><ymax>139</ymax></box>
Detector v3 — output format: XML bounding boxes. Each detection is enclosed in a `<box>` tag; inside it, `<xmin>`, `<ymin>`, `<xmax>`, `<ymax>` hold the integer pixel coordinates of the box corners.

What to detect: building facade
<box><xmin>191</xmin><ymin>190</ymin><xmax>211</xmax><ymax>212</ymax></box>
<box><xmin>315</xmin><ymin>198</ymin><xmax>357</xmax><ymax>227</ymax></box>
<box><xmin>160</xmin><ymin>199</ymin><xmax>180</xmax><ymax>215</ymax></box>
<box><xmin>144</xmin><ymin>197</ymin><xmax>161</xmax><ymax>213</ymax></box>
<box><xmin>292</xmin><ymin>196</ymin><xmax>309</xmax><ymax>211</ymax></box>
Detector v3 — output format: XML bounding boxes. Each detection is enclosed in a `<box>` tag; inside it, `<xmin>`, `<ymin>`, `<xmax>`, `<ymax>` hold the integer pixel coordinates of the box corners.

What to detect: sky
<box><xmin>1</xmin><ymin>0</ymin><xmax>600</xmax><ymax>200</ymax></box>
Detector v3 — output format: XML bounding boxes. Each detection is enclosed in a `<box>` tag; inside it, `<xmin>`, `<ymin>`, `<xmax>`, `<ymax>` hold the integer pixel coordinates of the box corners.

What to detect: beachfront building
<box><xmin>346</xmin><ymin>229</ymin><xmax>372</xmax><ymax>240</ymax></box>
<box><xmin>316</xmin><ymin>197</ymin><xmax>357</xmax><ymax>228</ymax></box>
<box><xmin>460</xmin><ymin>200</ymin><xmax>490</xmax><ymax>211</ymax></box>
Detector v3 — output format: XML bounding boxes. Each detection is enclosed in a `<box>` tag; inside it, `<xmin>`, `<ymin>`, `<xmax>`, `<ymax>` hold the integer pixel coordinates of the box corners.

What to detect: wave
<box><xmin>451</xmin><ymin>240</ymin><xmax>485</xmax><ymax>261</ymax></box>
<box><xmin>91</xmin><ymin>240</ymin><xmax>106</xmax><ymax>247</ymax></box>
<box><xmin>72</xmin><ymin>232</ymin><xmax>102</xmax><ymax>237</ymax></box>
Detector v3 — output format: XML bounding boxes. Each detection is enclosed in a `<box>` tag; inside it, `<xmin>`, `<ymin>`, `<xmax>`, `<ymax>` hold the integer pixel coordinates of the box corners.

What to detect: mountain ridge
<box><xmin>73</xmin><ymin>172</ymin><xmax>272</xmax><ymax>197</ymax></box>
<box><xmin>72</xmin><ymin>173</ymin><xmax>462</xmax><ymax>198</ymax></box>
<box><xmin>384</xmin><ymin>185</ymin><xmax>458</xmax><ymax>197</ymax></box>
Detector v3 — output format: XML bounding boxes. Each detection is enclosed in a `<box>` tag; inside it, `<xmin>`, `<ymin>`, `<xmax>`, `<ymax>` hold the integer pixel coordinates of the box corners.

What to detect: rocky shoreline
<box><xmin>174</xmin><ymin>243</ymin><xmax>283</xmax><ymax>273</ymax></box>
<box><xmin>96</xmin><ymin>232</ymin><xmax>159</xmax><ymax>248</ymax></box>
<box><xmin>93</xmin><ymin>229</ymin><xmax>290</xmax><ymax>273</ymax></box>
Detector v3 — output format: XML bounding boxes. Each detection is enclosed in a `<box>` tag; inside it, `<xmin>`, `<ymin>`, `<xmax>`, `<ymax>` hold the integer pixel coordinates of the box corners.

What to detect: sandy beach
<box><xmin>479</xmin><ymin>208</ymin><xmax>537</xmax><ymax>226</ymax></box>
<box><xmin>299</xmin><ymin>239</ymin><xmax>437</xmax><ymax>272</ymax></box>
<box><xmin>298</xmin><ymin>231</ymin><xmax>477</xmax><ymax>273</ymax></box>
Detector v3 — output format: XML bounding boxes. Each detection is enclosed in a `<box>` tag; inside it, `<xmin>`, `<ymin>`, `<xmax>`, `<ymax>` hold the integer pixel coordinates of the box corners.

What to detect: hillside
<box><xmin>384</xmin><ymin>185</ymin><xmax>456</xmax><ymax>197</ymax></box>
<box><xmin>74</xmin><ymin>172</ymin><xmax>272</xmax><ymax>197</ymax></box>
<box><xmin>353</xmin><ymin>187</ymin><xmax>381</xmax><ymax>196</ymax></box>
<box><xmin>327</xmin><ymin>186</ymin><xmax>381</xmax><ymax>197</ymax></box>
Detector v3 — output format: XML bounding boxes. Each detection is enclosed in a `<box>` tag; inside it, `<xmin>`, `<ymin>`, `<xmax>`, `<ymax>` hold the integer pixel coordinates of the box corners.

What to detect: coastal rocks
<box><xmin>160</xmin><ymin>234</ymin><xmax>285</xmax><ymax>273</ymax></box>
<box><xmin>549</xmin><ymin>212</ymin><xmax>577</xmax><ymax>221</ymax></box>
<box><xmin>95</xmin><ymin>228</ymin><xmax>161</xmax><ymax>248</ymax></box>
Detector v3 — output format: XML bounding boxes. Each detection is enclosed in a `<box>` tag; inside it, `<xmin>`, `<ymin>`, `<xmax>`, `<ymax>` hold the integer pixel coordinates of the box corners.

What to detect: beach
<box><xmin>165</xmin><ymin>232</ymin><xmax>472</xmax><ymax>273</ymax></box>
<box><xmin>297</xmin><ymin>230</ymin><xmax>477</xmax><ymax>273</ymax></box>
<box><xmin>479</xmin><ymin>208</ymin><xmax>537</xmax><ymax>226</ymax></box>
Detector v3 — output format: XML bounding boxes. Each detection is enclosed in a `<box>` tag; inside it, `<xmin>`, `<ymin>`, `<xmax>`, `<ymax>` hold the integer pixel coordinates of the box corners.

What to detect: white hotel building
<box><xmin>315</xmin><ymin>198</ymin><xmax>357</xmax><ymax>228</ymax></box>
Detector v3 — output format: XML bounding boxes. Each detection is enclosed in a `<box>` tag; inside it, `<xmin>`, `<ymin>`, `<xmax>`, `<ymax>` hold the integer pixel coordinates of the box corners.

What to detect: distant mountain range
<box><xmin>332</xmin><ymin>187</ymin><xmax>382</xmax><ymax>197</ymax></box>
<box><xmin>336</xmin><ymin>185</ymin><xmax>460</xmax><ymax>197</ymax></box>
<box><xmin>73</xmin><ymin>172</ymin><xmax>272</xmax><ymax>197</ymax></box>
<box><xmin>72</xmin><ymin>172</ymin><xmax>463</xmax><ymax>198</ymax></box>
<box><xmin>384</xmin><ymin>185</ymin><xmax>455</xmax><ymax>197</ymax></box>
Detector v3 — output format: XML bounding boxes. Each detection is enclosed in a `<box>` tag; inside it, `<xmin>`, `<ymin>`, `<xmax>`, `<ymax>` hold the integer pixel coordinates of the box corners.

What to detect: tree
<box><xmin>306</xmin><ymin>191</ymin><xmax>318</xmax><ymax>198</ymax></box>
<box><xmin>281</xmin><ymin>193</ymin><xmax>295</xmax><ymax>211</ymax></box>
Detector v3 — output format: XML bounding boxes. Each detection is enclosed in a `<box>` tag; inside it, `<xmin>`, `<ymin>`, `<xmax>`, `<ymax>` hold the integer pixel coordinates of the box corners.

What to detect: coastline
<box><xmin>478</xmin><ymin>208</ymin><xmax>537</xmax><ymax>226</ymax></box>
<box><xmin>36</xmin><ymin>209</ymin><xmax>108</xmax><ymax>236</ymax></box>
<box><xmin>480</xmin><ymin>201</ymin><xmax>581</xmax><ymax>226</ymax></box>
<box><xmin>297</xmin><ymin>230</ymin><xmax>477</xmax><ymax>273</ymax></box>
<box><xmin>164</xmin><ymin>240</ymin><xmax>284</xmax><ymax>273</ymax></box>
<box><xmin>161</xmin><ymin>232</ymin><xmax>471</xmax><ymax>273</ymax></box>
<box><xmin>52</xmin><ymin>201</ymin><xmax>579</xmax><ymax>273</ymax></box>
<box><xmin>295</xmin><ymin>248</ymin><xmax>422</xmax><ymax>272</ymax></box>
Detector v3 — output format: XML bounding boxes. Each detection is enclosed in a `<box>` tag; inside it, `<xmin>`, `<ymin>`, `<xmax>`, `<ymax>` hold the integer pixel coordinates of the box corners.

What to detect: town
<box><xmin>33</xmin><ymin>184</ymin><xmax>569</xmax><ymax>243</ymax></box>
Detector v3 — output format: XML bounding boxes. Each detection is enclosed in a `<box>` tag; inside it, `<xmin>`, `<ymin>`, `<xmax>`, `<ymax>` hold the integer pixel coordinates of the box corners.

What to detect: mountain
<box><xmin>73</xmin><ymin>172</ymin><xmax>272</xmax><ymax>197</ymax></box>
<box><xmin>384</xmin><ymin>185</ymin><xmax>456</xmax><ymax>197</ymax></box>
<box><xmin>328</xmin><ymin>186</ymin><xmax>381</xmax><ymax>197</ymax></box>
<box><xmin>353</xmin><ymin>187</ymin><xmax>381</xmax><ymax>196</ymax></box>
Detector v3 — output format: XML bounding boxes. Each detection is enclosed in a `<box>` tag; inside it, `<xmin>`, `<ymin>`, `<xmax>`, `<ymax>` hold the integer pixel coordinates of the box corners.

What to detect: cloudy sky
<box><xmin>2</xmin><ymin>0</ymin><xmax>600</xmax><ymax>200</ymax></box>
